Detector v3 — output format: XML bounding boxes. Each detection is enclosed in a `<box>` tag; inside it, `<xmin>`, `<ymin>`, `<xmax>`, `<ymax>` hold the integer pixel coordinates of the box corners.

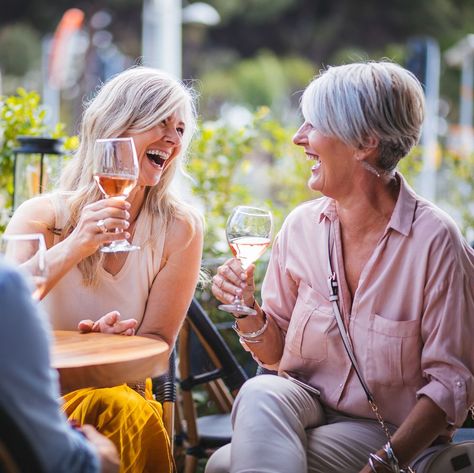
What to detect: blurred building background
<box><xmin>0</xmin><ymin>0</ymin><xmax>472</xmax><ymax>126</ymax></box>
<box><xmin>0</xmin><ymin>0</ymin><xmax>473</xmax><ymax>228</ymax></box>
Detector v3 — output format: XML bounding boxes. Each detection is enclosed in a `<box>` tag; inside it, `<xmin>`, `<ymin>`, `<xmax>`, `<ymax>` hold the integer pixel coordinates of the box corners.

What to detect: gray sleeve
<box><xmin>0</xmin><ymin>263</ymin><xmax>100</xmax><ymax>473</ymax></box>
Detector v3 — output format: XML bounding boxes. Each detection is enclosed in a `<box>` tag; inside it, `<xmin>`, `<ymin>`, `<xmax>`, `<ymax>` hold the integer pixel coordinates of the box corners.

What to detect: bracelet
<box><xmin>232</xmin><ymin>313</ymin><xmax>269</xmax><ymax>340</ymax></box>
<box><xmin>383</xmin><ymin>442</ymin><xmax>401</xmax><ymax>473</ymax></box>
<box><xmin>368</xmin><ymin>457</ymin><xmax>378</xmax><ymax>473</ymax></box>
<box><xmin>368</xmin><ymin>453</ymin><xmax>392</xmax><ymax>472</ymax></box>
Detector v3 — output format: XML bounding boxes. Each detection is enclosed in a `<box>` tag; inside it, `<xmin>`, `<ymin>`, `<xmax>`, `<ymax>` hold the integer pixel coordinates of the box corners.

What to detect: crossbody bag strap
<box><xmin>326</xmin><ymin>223</ymin><xmax>393</xmax><ymax>442</ymax></box>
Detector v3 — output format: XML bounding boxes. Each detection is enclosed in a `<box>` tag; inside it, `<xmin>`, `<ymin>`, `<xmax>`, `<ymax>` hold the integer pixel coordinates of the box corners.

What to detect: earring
<box><xmin>360</xmin><ymin>160</ymin><xmax>381</xmax><ymax>178</ymax></box>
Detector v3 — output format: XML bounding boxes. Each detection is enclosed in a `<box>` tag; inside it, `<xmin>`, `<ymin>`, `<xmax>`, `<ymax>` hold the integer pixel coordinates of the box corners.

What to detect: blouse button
<box><xmin>456</xmin><ymin>381</ymin><xmax>463</xmax><ymax>388</ymax></box>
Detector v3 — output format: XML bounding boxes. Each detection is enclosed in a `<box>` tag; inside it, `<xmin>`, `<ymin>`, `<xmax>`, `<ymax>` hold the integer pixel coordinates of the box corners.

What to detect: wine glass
<box><xmin>0</xmin><ymin>233</ymin><xmax>48</xmax><ymax>301</ymax></box>
<box><xmin>218</xmin><ymin>206</ymin><xmax>273</xmax><ymax>316</ymax></box>
<box><xmin>93</xmin><ymin>137</ymin><xmax>140</xmax><ymax>253</ymax></box>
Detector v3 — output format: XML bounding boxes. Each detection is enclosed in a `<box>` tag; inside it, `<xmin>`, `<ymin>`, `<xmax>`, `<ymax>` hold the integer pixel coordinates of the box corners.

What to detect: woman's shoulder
<box><xmin>413</xmin><ymin>199</ymin><xmax>464</xmax><ymax>247</ymax></box>
<box><xmin>7</xmin><ymin>194</ymin><xmax>56</xmax><ymax>233</ymax></box>
<box><xmin>165</xmin><ymin>205</ymin><xmax>203</xmax><ymax>251</ymax></box>
<box><xmin>284</xmin><ymin>196</ymin><xmax>328</xmax><ymax>227</ymax></box>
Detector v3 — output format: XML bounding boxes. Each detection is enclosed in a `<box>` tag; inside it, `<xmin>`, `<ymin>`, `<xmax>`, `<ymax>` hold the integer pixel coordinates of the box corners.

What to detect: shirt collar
<box><xmin>317</xmin><ymin>171</ymin><xmax>417</xmax><ymax>237</ymax></box>
<box><xmin>387</xmin><ymin>172</ymin><xmax>417</xmax><ymax>237</ymax></box>
<box><xmin>318</xmin><ymin>198</ymin><xmax>337</xmax><ymax>223</ymax></box>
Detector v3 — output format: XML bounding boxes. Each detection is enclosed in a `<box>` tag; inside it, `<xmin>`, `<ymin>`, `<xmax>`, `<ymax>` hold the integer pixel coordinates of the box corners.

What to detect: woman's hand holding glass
<box><xmin>68</xmin><ymin>198</ymin><xmax>132</xmax><ymax>260</ymax></box>
<box><xmin>212</xmin><ymin>257</ymin><xmax>258</xmax><ymax>313</ymax></box>
<box><xmin>93</xmin><ymin>137</ymin><xmax>139</xmax><ymax>253</ymax></box>
<box><xmin>214</xmin><ymin>206</ymin><xmax>272</xmax><ymax>316</ymax></box>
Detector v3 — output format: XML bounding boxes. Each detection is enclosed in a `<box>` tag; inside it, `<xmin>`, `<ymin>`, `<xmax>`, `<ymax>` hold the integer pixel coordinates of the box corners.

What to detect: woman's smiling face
<box><xmin>127</xmin><ymin>111</ymin><xmax>186</xmax><ymax>187</ymax></box>
<box><xmin>293</xmin><ymin>121</ymin><xmax>357</xmax><ymax>199</ymax></box>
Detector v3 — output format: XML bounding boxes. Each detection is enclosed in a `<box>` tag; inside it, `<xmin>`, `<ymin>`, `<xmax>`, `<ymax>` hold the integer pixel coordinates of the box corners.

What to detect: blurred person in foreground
<box><xmin>5</xmin><ymin>67</ymin><xmax>203</xmax><ymax>473</ymax></box>
<box><xmin>0</xmin><ymin>259</ymin><xmax>119</xmax><ymax>472</ymax></box>
<box><xmin>209</xmin><ymin>61</ymin><xmax>474</xmax><ymax>472</ymax></box>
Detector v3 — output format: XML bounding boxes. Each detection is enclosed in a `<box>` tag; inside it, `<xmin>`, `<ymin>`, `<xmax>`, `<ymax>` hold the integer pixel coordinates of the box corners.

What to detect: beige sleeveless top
<box><xmin>41</xmin><ymin>193</ymin><xmax>166</xmax><ymax>330</ymax></box>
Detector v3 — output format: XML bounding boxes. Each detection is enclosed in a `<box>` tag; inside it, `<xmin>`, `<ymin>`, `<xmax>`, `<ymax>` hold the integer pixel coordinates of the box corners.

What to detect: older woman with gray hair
<box><xmin>209</xmin><ymin>61</ymin><xmax>474</xmax><ymax>473</ymax></box>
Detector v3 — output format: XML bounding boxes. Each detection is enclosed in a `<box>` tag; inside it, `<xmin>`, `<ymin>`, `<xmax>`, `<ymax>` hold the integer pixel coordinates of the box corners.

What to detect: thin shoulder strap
<box><xmin>326</xmin><ymin>223</ymin><xmax>374</xmax><ymax>403</ymax></box>
<box><xmin>48</xmin><ymin>193</ymin><xmax>67</xmax><ymax>245</ymax></box>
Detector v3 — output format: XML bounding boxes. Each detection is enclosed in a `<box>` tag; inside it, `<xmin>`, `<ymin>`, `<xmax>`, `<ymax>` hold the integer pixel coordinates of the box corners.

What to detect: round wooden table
<box><xmin>51</xmin><ymin>330</ymin><xmax>169</xmax><ymax>393</ymax></box>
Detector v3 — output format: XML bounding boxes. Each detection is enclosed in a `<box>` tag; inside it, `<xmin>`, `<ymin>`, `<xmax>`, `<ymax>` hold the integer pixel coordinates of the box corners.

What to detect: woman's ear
<box><xmin>355</xmin><ymin>137</ymin><xmax>379</xmax><ymax>161</ymax></box>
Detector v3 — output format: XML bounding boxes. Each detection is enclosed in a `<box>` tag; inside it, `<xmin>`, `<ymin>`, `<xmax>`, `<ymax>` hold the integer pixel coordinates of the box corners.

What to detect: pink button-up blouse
<box><xmin>258</xmin><ymin>173</ymin><xmax>474</xmax><ymax>429</ymax></box>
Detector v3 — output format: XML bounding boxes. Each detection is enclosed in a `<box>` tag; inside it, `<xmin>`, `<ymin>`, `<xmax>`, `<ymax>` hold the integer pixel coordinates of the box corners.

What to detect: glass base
<box><xmin>218</xmin><ymin>303</ymin><xmax>256</xmax><ymax>316</ymax></box>
<box><xmin>100</xmin><ymin>240</ymin><xmax>140</xmax><ymax>253</ymax></box>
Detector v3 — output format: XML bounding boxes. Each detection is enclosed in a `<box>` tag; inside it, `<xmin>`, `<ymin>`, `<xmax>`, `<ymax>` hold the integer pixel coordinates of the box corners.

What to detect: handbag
<box><xmin>325</xmin><ymin>225</ymin><xmax>474</xmax><ymax>473</ymax></box>
<box><xmin>422</xmin><ymin>442</ymin><xmax>474</xmax><ymax>472</ymax></box>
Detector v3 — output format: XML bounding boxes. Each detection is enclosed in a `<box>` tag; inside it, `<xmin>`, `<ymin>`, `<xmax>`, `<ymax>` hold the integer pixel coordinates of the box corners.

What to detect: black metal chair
<box><xmin>177</xmin><ymin>298</ymin><xmax>249</xmax><ymax>473</ymax></box>
<box><xmin>152</xmin><ymin>348</ymin><xmax>177</xmax><ymax>452</ymax></box>
<box><xmin>0</xmin><ymin>403</ymin><xmax>45</xmax><ymax>473</ymax></box>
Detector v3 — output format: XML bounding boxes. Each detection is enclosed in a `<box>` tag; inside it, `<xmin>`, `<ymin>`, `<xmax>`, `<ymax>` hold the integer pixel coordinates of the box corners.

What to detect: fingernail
<box><xmin>125</xmin><ymin>202</ymin><xmax>131</xmax><ymax>208</ymax></box>
<box><xmin>124</xmin><ymin>221</ymin><xmax>130</xmax><ymax>228</ymax></box>
<box><xmin>125</xmin><ymin>232</ymin><xmax>131</xmax><ymax>238</ymax></box>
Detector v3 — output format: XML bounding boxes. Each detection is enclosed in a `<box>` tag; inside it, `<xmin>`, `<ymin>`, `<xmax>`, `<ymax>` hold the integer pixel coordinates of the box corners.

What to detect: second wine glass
<box><xmin>0</xmin><ymin>233</ymin><xmax>48</xmax><ymax>301</ymax></box>
<box><xmin>93</xmin><ymin>137</ymin><xmax>140</xmax><ymax>253</ymax></box>
<box><xmin>218</xmin><ymin>206</ymin><xmax>273</xmax><ymax>316</ymax></box>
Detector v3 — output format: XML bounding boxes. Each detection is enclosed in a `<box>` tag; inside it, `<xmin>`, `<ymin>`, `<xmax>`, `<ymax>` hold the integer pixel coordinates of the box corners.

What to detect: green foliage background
<box><xmin>0</xmin><ymin>89</ymin><xmax>78</xmax><ymax>226</ymax></box>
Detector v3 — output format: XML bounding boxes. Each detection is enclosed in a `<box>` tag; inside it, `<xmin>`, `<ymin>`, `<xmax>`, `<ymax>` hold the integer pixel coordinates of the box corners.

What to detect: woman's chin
<box><xmin>140</xmin><ymin>170</ymin><xmax>163</xmax><ymax>187</ymax></box>
<box><xmin>308</xmin><ymin>175</ymin><xmax>322</xmax><ymax>193</ymax></box>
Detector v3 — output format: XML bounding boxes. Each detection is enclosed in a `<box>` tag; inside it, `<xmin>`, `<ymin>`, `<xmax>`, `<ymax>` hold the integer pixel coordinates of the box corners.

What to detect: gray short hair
<box><xmin>301</xmin><ymin>61</ymin><xmax>425</xmax><ymax>171</ymax></box>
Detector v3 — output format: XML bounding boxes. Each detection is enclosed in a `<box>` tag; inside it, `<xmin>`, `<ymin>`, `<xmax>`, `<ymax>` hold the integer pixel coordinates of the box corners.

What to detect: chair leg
<box><xmin>184</xmin><ymin>454</ymin><xmax>199</xmax><ymax>473</ymax></box>
<box><xmin>162</xmin><ymin>401</ymin><xmax>175</xmax><ymax>451</ymax></box>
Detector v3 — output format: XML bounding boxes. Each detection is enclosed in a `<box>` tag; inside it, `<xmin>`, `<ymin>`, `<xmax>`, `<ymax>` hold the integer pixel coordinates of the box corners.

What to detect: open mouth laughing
<box><xmin>306</xmin><ymin>152</ymin><xmax>321</xmax><ymax>170</ymax></box>
<box><xmin>146</xmin><ymin>149</ymin><xmax>170</xmax><ymax>169</ymax></box>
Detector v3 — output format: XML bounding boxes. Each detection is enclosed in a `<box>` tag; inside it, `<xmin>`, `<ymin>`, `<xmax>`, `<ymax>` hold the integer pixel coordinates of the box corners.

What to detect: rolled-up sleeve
<box><xmin>417</xmin><ymin>239</ymin><xmax>474</xmax><ymax>427</ymax></box>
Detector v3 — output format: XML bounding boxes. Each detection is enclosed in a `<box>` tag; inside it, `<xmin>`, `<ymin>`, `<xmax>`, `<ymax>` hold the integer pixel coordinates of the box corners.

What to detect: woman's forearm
<box><xmin>39</xmin><ymin>237</ymin><xmax>87</xmax><ymax>299</ymax></box>
<box><xmin>234</xmin><ymin>301</ymin><xmax>284</xmax><ymax>365</ymax></box>
<box><xmin>361</xmin><ymin>395</ymin><xmax>448</xmax><ymax>472</ymax></box>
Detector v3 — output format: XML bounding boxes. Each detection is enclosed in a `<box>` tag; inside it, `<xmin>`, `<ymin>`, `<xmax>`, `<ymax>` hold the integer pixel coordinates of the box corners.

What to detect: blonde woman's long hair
<box><xmin>58</xmin><ymin>66</ymin><xmax>198</xmax><ymax>285</ymax></box>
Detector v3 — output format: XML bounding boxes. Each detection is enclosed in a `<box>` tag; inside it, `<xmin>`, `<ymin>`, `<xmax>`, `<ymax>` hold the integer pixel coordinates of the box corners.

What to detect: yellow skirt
<box><xmin>62</xmin><ymin>382</ymin><xmax>173</xmax><ymax>473</ymax></box>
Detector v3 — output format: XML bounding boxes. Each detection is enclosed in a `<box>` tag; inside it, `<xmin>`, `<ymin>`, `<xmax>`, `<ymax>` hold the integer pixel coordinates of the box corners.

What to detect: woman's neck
<box><xmin>336</xmin><ymin>173</ymin><xmax>400</xmax><ymax>236</ymax></box>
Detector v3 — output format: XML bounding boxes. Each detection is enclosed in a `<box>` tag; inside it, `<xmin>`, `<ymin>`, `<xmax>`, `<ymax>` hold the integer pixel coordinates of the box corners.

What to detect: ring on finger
<box><xmin>96</xmin><ymin>219</ymin><xmax>107</xmax><ymax>233</ymax></box>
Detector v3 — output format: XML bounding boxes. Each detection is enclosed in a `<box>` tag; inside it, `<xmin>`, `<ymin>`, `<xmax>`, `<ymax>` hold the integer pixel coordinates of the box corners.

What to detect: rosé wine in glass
<box><xmin>219</xmin><ymin>206</ymin><xmax>273</xmax><ymax>316</ymax></box>
<box><xmin>93</xmin><ymin>137</ymin><xmax>139</xmax><ymax>253</ymax></box>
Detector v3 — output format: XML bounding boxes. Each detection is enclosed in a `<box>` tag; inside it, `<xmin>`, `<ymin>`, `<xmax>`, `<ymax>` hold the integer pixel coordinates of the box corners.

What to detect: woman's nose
<box><xmin>293</xmin><ymin>123</ymin><xmax>308</xmax><ymax>146</ymax></box>
<box><xmin>164</xmin><ymin>127</ymin><xmax>181</xmax><ymax>145</ymax></box>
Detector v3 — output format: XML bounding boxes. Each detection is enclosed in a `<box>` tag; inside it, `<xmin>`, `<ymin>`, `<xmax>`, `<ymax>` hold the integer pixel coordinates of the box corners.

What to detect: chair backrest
<box><xmin>176</xmin><ymin>298</ymin><xmax>249</xmax><ymax>469</ymax></box>
<box><xmin>181</xmin><ymin>298</ymin><xmax>249</xmax><ymax>398</ymax></box>
<box><xmin>0</xmin><ymin>403</ymin><xmax>44</xmax><ymax>473</ymax></box>
<box><xmin>152</xmin><ymin>348</ymin><xmax>176</xmax><ymax>450</ymax></box>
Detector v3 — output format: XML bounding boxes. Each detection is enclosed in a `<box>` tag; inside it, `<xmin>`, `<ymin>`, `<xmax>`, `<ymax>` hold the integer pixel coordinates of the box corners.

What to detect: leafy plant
<box><xmin>0</xmin><ymin>88</ymin><xmax>78</xmax><ymax>223</ymax></box>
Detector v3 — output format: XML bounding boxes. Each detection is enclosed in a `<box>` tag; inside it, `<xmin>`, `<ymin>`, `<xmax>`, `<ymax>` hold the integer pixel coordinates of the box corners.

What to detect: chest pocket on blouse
<box><xmin>286</xmin><ymin>281</ymin><xmax>335</xmax><ymax>362</ymax></box>
<box><xmin>366</xmin><ymin>313</ymin><xmax>422</xmax><ymax>387</ymax></box>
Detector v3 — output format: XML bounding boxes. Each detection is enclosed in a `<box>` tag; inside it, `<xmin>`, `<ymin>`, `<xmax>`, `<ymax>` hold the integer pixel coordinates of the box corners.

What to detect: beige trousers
<box><xmin>205</xmin><ymin>375</ymin><xmax>439</xmax><ymax>473</ymax></box>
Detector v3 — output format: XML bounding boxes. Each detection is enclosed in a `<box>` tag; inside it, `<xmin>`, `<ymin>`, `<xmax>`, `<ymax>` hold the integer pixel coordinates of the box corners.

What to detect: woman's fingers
<box><xmin>212</xmin><ymin>258</ymin><xmax>255</xmax><ymax>304</ymax></box>
<box><xmin>218</xmin><ymin>258</ymin><xmax>246</xmax><ymax>285</ymax></box>
<box><xmin>86</xmin><ymin>197</ymin><xmax>131</xmax><ymax>213</ymax></box>
<box><xmin>78</xmin><ymin>313</ymin><xmax>137</xmax><ymax>335</ymax></box>
<box><xmin>95</xmin><ymin>312</ymin><xmax>138</xmax><ymax>335</ymax></box>
<box><xmin>78</xmin><ymin>319</ymin><xmax>95</xmax><ymax>333</ymax></box>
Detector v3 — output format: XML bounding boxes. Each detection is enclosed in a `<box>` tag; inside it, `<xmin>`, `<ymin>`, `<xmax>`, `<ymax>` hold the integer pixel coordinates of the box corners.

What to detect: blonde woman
<box><xmin>5</xmin><ymin>67</ymin><xmax>203</xmax><ymax>473</ymax></box>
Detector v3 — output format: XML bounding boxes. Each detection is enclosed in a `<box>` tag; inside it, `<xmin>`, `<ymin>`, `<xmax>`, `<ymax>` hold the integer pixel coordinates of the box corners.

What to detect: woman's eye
<box><xmin>177</xmin><ymin>127</ymin><xmax>184</xmax><ymax>136</ymax></box>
